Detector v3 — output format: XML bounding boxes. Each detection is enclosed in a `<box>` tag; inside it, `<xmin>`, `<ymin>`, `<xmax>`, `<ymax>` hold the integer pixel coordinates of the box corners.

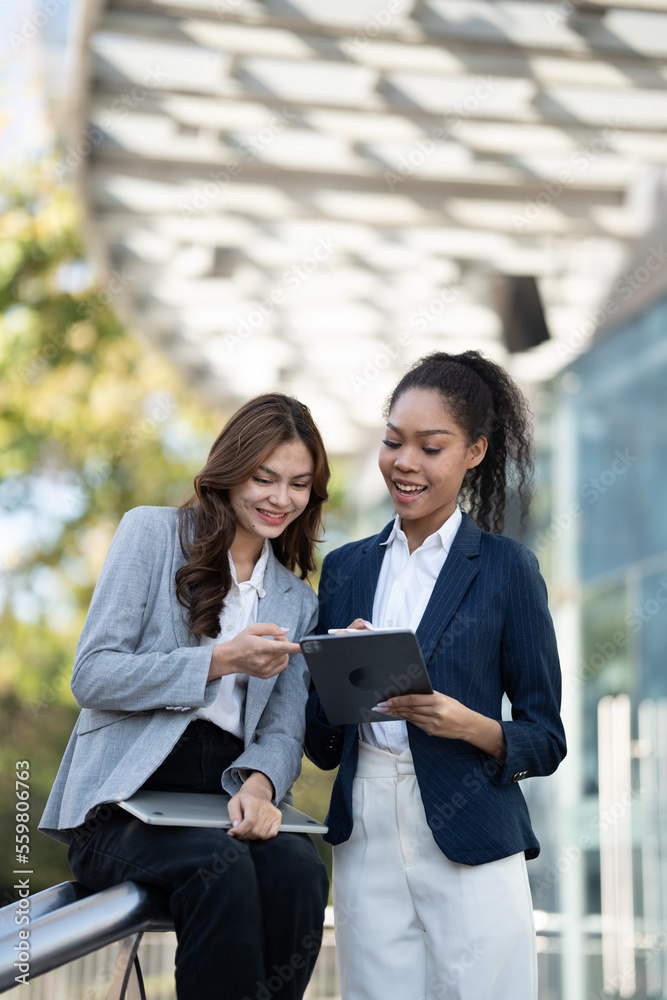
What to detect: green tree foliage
<box><xmin>0</xmin><ymin>168</ymin><xmax>338</xmax><ymax>901</ymax></box>
<box><xmin>0</xmin><ymin>169</ymin><xmax>222</xmax><ymax>899</ymax></box>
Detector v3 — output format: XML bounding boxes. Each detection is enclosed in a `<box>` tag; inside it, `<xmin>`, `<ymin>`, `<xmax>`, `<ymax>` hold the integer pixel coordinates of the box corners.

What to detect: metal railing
<box><xmin>0</xmin><ymin>881</ymin><xmax>173</xmax><ymax>998</ymax></box>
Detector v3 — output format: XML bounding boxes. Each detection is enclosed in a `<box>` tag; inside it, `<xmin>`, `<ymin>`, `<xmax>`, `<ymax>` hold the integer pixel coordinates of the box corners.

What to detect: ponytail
<box><xmin>385</xmin><ymin>351</ymin><xmax>534</xmax><ymax>534</ymax></box>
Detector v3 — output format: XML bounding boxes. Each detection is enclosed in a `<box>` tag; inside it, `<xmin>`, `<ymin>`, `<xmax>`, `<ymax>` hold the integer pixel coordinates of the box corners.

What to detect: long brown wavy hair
<box><xmin>175</xmin><ymin>393</ymin><xmax>330</xmax><ymax>638</ymax></box>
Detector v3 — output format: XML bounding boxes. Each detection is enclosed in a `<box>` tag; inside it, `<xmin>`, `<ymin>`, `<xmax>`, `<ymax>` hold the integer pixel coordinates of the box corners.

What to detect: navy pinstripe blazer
<box><xmin>305</xmin><ymin>512</ymin><xmax>566</xmax><ymax>866</ymax></box>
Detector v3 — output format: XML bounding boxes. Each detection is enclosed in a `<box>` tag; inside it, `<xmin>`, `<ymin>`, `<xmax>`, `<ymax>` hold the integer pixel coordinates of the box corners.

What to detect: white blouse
<box><xmin>195</xmin><ymin>540</ymin><xmax>270</xmax><ymax>738</ymax></box>
<box><xmin>360</xmin><ymin>506</ymin><xmax>463</xmax><ymax>753</ymax></box>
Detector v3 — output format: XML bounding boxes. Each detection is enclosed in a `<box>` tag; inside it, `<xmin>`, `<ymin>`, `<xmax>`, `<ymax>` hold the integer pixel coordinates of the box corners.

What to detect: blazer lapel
<box><xmin>244</xmin><ymin>548</ymin><xmax>292</xmax><ymax>742</ymax></box>
<box><xmin>416</xmin><ymin>513</ymin><xmax>481</xmax><ymax>665</ymax></box>
<box><xmin>351</xmin><ymin>521</ymin><xmax>393</xmax><ymax>623</ymax></box>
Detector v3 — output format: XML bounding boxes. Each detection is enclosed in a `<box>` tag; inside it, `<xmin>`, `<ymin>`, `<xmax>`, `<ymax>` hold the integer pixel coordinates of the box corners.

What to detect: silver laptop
<box><xmin>118</xmin><ymin>790</ymin><xmax>328</xmax><ymax>834</ymax></box>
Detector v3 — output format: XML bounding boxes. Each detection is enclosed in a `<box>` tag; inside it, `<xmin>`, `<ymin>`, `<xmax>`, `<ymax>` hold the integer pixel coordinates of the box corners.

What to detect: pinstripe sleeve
<box><xmin>304</xmin><ymin>550</ymin><xmax>346</xmax><ymax>769</ymax></box>
<box><xmin>485</xmin><ymin>546</ymin><xmax>567</xmax><ymax>785</ymax></box>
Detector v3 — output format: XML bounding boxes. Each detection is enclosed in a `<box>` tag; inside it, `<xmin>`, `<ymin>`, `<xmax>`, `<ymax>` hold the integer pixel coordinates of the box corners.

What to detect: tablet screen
<box><xmin>301</xmin><ymin>630</ymin><xmax>433</xmax><ymax>725</ymax></box>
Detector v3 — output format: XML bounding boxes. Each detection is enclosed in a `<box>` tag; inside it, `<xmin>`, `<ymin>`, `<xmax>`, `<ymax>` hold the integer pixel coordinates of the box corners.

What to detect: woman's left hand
<box><xmin>374</xmin><ymin>693</ymin><xmax>506</xmax><ymax>759</ymax></box>
<box><xmin>227</xmin><ymin>772</ymin><xmax>282</xmax><ymax>839</ymax></box>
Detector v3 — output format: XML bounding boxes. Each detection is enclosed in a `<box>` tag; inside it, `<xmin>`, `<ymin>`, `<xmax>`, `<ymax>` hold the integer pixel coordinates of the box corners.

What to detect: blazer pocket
<box><xmin>76</xmin><ymin>708</ymin><xmax>149</xmax><ymax>734</ymax></box>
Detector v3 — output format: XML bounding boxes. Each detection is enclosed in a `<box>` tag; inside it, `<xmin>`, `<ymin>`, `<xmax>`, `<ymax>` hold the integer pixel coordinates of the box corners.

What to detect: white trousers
<box><xmin>332</xmin><ymin>741</ymin><xmax>537</xmax><ymax>1000</ymax></box>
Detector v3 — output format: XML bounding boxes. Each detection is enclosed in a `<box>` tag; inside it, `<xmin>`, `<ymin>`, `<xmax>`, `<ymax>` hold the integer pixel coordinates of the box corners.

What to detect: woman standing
<box><xmin>41</xmin><ymin>393</ymin><xmax>330</xmax><ymax>1000</ymax></box>
<box><xmin>306</xmin><ymin>352</ymin><xmax>566</xmax><ymax>1000</ymax></box>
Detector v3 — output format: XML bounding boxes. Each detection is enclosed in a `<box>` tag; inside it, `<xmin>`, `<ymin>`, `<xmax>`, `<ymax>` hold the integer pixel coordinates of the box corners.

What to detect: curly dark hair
<box><xmin>175</xmin><ymin>393</ymin><xmax>330</xmax><ymax>638</ymax></box>
<box><xmin>385</xmin><ymin>350</ymin><xmax>534</xmax><ymax>534</ymax></box>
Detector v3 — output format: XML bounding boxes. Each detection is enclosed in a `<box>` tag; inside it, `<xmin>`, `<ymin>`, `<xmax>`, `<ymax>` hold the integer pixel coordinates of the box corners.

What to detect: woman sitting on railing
<box><xmin>39</xmin><ymin>393</ymin><xmax>330</xmax><ymax>1000</ymax></box>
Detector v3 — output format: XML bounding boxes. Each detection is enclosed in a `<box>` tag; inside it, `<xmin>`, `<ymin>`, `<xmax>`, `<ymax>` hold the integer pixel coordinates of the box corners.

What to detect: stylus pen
<box><xmin>327</xmin><ymin>622</ymin><xmax>377</xmax><ymax>634</ymax></box>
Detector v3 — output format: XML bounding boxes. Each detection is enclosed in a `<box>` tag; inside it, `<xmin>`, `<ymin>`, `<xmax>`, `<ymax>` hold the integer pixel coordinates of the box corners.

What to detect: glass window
<box><xmin>571</xmin><ymin>294</ymin><xmax>667</xmax><ymax>581</ymax></box>
<box><xmin>637</xmin><ymin>568</ymin><xmax>667</xmax><ymax>702</ymax></box>
<box><xmin>580</xmin><ymin>583</ymin><xmax>630</xmax><ymax>795</ymax></box>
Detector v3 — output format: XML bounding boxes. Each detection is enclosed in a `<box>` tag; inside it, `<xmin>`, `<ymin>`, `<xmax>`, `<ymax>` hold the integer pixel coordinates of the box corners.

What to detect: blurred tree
<box><xmin>0</xmin><ymin>167</ymin><xmax>223</xmax><ymax>898</ymax></box>
<box><xmin>0</xmin><ymin>166</ymin><xmax>339</xmax><ymax>901</ymax></box>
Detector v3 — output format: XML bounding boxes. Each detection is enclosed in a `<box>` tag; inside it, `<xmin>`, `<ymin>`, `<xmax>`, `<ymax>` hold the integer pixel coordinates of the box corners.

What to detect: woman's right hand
<box><xmin>345</xmin><ymin>618</ymin><xmax>372</xmax><ymax>631</ymax></box>
<box><xmin>330</xmin><ymin>618</ymin><xmax>372</xmax><ymax>634</ymax></box>
<box><xmin>208</xmin><ymin>623</ymin><xmax>302</xmax><ymax>681</ymax></box>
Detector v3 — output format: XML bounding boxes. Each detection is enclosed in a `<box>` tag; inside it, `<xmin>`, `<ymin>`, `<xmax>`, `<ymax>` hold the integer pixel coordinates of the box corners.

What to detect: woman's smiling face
<box><xmin>229</xmin><ymin>438</ymin><xmax>314</xmax><ymax>546</ymax></box>
<box><xmin>379</xmin><ymin>389</ymin><xmax>487</xmax><ymax>547</ymax></box>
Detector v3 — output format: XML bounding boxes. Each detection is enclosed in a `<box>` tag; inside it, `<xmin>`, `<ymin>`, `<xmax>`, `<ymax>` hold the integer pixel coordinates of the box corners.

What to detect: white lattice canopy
<box><xmin>73</xmin><ymin>0</ymin><xmax>667</xmax><ymax>453</ymax></box>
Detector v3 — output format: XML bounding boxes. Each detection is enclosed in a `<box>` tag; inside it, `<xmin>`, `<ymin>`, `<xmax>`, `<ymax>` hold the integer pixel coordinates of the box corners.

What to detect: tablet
<box><xmin>118</xmin><ymin>790</ymin><xmax>328</xmax><ymax>834</ymax></box>
<box><xmin>300</xmin><ymin>629</ymin><xmax>433</xmax><ymax>725</ymax></box>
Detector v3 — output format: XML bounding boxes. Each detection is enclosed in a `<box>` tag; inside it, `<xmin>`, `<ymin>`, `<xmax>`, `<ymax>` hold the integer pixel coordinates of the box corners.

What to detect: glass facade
<box><xmin>574</xmin><ymin>310</ymin><xmax>667</xmax><ymax>582</ymax></box>
<box><xmin>539</xmin><ymin>293</ymin><xmax>667</xmax><ymax>1000</ymax></box>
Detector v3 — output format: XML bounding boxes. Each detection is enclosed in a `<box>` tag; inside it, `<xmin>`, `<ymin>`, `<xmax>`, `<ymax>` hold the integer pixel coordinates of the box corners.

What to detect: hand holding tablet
<box><xmin>300</xmin><ymin>629</ymin><xmax>433</xmax><ymax>725</ymax></box>
<box><xmin>327</xmin><ymin>621</ymin><xmax>396</xmax><ymax>634</ymax></box>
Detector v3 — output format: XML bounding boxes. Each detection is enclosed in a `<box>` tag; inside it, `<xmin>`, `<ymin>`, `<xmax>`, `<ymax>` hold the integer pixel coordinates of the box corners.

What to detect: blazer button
<box><xmin>326</xmin><ymin>736</ymin><xmax>341</xmax><ymax>751</ymax></box>
<box><xmin>512</xmin><ymin>770</ymin><xmax>528</xmax><ymax>782</ymax></box>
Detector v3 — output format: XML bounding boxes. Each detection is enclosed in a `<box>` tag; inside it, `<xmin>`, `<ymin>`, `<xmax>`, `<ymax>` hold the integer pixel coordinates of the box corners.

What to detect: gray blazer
<box><xmin>39</xmin><ymin>506</ymin><xmax>319</xmax><ymax>844</ymax></box>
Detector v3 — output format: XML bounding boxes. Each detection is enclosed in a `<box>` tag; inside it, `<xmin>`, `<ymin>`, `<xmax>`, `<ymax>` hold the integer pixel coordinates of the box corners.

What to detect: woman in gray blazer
<box><xmin>40</xmin><ymin>393</ymin><xmax>331</xmax><ymax>1000</ymax></box>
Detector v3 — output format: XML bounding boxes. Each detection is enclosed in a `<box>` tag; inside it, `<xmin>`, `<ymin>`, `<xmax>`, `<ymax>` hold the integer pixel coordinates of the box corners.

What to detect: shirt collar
<box><xmin>381</xmin><ymin>506</ymin><xmax>463</xmax><ymax>556</ymax></box>
<box><xmin>229</xmin><ymin>539</ymin><xmax>270</xmax><ymax>598</ymax></box>
<box><xmin>381</xmin><ymin>515</ymin><xmax>403</xmax><ymax>548</ymax></box>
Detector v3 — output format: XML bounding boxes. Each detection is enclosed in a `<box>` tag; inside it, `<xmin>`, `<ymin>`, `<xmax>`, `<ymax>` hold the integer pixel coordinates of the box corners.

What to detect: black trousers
<box><xmin>68</xmin><ymin>720</ymin><xmax>329</xmax><ymax>1000</ymax></box>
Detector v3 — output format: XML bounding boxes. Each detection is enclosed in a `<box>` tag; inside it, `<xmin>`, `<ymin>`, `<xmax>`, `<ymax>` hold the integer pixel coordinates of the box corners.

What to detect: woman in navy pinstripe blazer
<box><xmin>306</xmin><ymin>351</ymin><xmax>566</xmax><ymax>1000</ymax></box>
